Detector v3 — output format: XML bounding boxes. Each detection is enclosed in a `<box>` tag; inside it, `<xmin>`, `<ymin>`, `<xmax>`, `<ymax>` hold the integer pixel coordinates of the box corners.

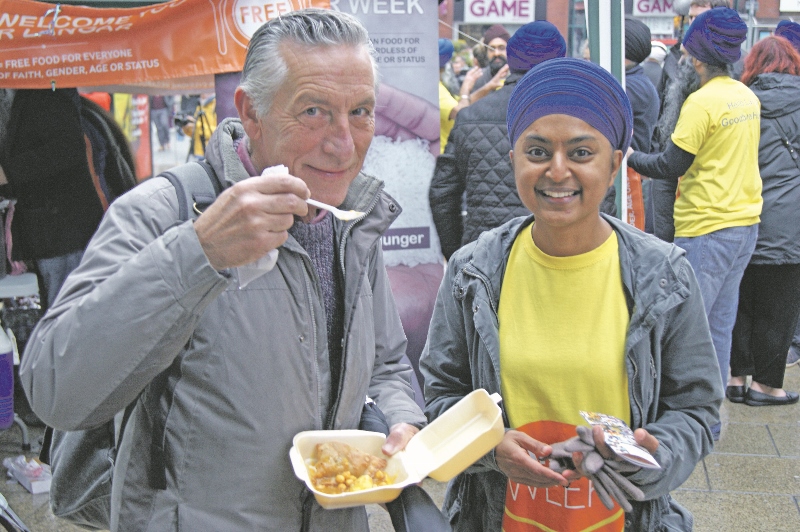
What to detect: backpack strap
<box><xmin>159</xmin><ymin>160</ymin><xmax>224</xmax><ymax>222</ymax></box>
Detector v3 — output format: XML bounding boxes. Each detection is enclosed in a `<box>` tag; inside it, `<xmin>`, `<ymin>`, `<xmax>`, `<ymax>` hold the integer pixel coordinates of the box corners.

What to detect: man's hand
<box><xmin>495</xmin><ymin>430</ymin><xmax>569</xmax><ymax>488</ymax></box>
<box><xmin>487</xmin><ymin>64</ymin><xmax>510</xmax><ymax>90</ymax></box>
<box><xmin>382</xmin><ymin>422</ymin><xmax>420</xmax><ymax>456</ymax></box>
<box><xmin>193</xmin><ymin>172</ymin><xmax>309</xmax><ymax>270</ymax></box>
<box><xmin>458</xmin><ymin>66</ymin><xmax>483</xmax><ymax>96</ymax></box>
<box><xmin>375</xmin><ymin>83</ymin><xmax>440</xmax><ymax>156</ymax></box>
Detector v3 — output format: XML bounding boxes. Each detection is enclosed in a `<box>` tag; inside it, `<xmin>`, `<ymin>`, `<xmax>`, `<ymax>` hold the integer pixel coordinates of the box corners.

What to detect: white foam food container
<box><xmin>289</xmin><ymin>389</ymin><xmax>504</xmax><ymax>509</ymax></box>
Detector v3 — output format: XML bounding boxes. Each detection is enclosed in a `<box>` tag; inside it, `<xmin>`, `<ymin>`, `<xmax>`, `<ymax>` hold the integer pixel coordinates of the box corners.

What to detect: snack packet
<box><xmin>580</xmin><ymin>411</ymin><xmax>661</xmax><ymax>469</ymax></box>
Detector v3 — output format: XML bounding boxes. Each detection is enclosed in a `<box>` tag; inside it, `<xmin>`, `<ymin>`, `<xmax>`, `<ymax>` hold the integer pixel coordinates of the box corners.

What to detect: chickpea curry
<box><xmin>306</xmin><ymin>441</ymin><xmax>395</xmax><ymax>494</ymax></box>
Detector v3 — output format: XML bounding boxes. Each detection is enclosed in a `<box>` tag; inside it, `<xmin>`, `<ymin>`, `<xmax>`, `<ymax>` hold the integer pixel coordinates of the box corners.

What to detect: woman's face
<box><xmin>511</xmin><ymin>114</ymin><xmax>622</xmax><ymax>242</ymax></box>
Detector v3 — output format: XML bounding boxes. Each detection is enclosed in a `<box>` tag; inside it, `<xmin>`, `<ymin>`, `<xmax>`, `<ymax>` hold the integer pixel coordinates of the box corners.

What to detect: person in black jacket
<box><xmin>624</xmin><ymin>18</ymin><xmax>660</xmax><ymax>155</ymax></box>
<box><xmin>428</xmin><ymin>22</ymin><xmax>567</xmax><ymax>259</ymax></box>
<box><xmin>624</xmin><ymin>17</ymin><xmax>660</xmax><ymax>234</ymax></box>
<box><xmin>0</xmin><ymin>89</ymin><xmax>136</xmax><ymax>308</ymax></box>
<box><xmin>728</xmin><ymin>36</ymin><xmax>800</xmax><ymax>405</ymax></box>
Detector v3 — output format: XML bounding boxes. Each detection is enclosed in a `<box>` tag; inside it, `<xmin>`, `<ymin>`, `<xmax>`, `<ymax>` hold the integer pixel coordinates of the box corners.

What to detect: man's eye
<box><xmin>573</xmin><ymin>148</ymin><xmax>592</xmax><ymax>158</ymax></box>
<box><xmin>352</xmin><ymin>107</ymin><xmax>372</xmax><ymax>118</ymax></box>
<box><xmin>304</xmin><ymin>107</ymin><xmax>319</xmax><ymax>116</ymax></box>
<box><xmin>527</xmin><ymin>147</ymin><xmax>547</xmax><ymax>158</ymax></box>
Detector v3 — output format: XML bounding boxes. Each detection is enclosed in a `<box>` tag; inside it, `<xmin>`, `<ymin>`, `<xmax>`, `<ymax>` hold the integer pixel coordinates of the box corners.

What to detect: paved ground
<box><xmin>1</xmin><ymin>130</ymin><xmax>798</xmax><ymax>530</ymax></box>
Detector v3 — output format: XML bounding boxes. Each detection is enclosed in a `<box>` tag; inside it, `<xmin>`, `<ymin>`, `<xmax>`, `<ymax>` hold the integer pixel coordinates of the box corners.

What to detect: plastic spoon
<box><xmin>306</xmin><ymin>198</ymin><xmax>364</xmax><ymax>221</ymax></box>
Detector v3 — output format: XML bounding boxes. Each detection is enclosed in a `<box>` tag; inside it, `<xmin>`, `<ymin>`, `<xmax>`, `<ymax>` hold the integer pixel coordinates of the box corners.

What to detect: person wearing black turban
<box><xmin>628</xmin><ymin>7</ymin><xmax>763</xmax><ymax>442</ymax></box>
<box><xmin>624</xmin><ymin>17</ymin><xmax>661</xmax><ymax>236</ymax></box>
<box><xmin>624</xmin><ymin>17</ymin><xmax>660</xmax><ymax>154</ymax></box>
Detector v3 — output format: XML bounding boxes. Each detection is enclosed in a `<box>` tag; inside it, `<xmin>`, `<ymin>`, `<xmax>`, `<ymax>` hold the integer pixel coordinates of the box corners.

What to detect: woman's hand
<box><xmin>565</xmin><ymin>425</ymin><xmax>659</xmax><ymax>481</ymax></box>
<box><xmin>495</xmin><ymin>430</ymin><xmax>570</xmax><ymax>488</ymax></box>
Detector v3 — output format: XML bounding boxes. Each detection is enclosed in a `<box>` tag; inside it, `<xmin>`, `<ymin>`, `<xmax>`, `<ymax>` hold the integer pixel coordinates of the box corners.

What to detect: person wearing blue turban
<box><xmin>421</xmin><ymin>57</ymin><xmax>721</xmax><ymax>532</ymax></box>
<box><xmin>431</xmin><ymin>21</ymin><xmax>622</xmax><ymax>261</ymax></box>
<box><xmin>775</xmin><ymin>20</ymin><xmax>800</xmax><ymax>53</ymax></box>
<box><xmin>628</xmin><ymin>7</ymin><xmax>763</xmax><ymax>438</ymax></box>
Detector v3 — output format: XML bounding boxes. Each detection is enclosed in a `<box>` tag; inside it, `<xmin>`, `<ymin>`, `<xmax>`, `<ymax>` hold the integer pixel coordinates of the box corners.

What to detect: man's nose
<box><xmin>323</xmin><ymin>114</ymin><xmax>355</xmax><ymax>158</ymax></box>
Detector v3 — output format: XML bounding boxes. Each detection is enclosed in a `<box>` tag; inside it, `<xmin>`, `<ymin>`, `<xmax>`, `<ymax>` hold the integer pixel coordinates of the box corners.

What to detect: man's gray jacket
<box><xmin>420</xmin><ymin>214</ymin><xmax>722</xmax><ymax>531</ymax></box>
<box><xmin>20</xmin><ymin>118</ymin><xmax>426</xmax><ymax>530</ymax></box>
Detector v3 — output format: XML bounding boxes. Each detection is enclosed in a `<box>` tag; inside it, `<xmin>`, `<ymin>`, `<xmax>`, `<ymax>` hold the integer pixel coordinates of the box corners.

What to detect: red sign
<box><xmin>0</xmin><ymin>0</ymin><xmax>329</xmax><ymax>90</ymax></box>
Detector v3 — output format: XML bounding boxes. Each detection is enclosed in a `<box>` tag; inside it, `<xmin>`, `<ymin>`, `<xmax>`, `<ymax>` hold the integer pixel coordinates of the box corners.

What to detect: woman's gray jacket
<box><xmin>748</xmin><ymin>72</ymin><xmax>800</xmax><ymax>265</ymax></box>
<box><xmin>419</xmin><ymin>214</ymin><xmax>722</xmax><ymax>531</ymax></box>
<box><xmin>20</xmin><ymin>118</ymin><xmax>426</xmax><ymax>530</ymax></box>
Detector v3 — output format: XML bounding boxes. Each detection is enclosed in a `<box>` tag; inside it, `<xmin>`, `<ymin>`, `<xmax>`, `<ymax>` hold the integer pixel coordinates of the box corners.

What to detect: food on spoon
<box><xmin>306</xmin><ymin>441</ymin><xmax>394</xmax><ymax>494</ymax></box>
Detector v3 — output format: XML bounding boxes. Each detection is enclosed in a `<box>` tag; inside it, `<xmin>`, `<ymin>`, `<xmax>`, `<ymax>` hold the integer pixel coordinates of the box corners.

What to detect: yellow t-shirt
<box><xmin>670</xmin><ymin>76</ymin><xmax>762</xmax><ymax>237</ymax></box>
<box><xmin>498</xmin><ymin>225</ymin><xmax>630</xmax><ymax>532</ymax></box>
<box><xmin>191</xmin><ymin>96</ymin><xmax>217</xmax><ymax>158</ymax></box>
<box><xmin>439</xmin><ymin>82</ymin><xmax>458</xmax><ymax>154</ymax></box>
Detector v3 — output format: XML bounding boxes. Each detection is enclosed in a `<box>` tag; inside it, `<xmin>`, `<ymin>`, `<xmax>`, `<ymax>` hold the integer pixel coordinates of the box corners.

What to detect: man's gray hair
<box><xmin>239</xmin><ymin>9</ymin><xmax>379</xmax><ymax>119</ymax></box>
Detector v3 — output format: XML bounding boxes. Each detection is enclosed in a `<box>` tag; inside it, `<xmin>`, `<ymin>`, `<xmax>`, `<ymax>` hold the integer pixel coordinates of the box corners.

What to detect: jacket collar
<box><xmin>462</xmin><ymin>214</ymin><xmax>691</xmax><ymax>320</ymax></box>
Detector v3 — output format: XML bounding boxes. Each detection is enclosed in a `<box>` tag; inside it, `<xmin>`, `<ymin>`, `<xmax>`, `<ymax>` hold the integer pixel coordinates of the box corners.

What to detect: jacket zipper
<box><xmin>327</xmin><ymin>192</ymin><xmax>382</xmax><ymax>430</ymax></box>
<box><xmin>298</xmin><ymin>253</ymin><xmax>323</xmax><ymax>429</ymax></box>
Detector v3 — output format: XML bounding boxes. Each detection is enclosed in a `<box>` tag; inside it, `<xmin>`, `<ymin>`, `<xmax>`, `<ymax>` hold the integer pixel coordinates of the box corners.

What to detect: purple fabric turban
<box><xmin>506</xmin><ymin>21</ymin><xmax>567</xmax><ymax>72</ymax></box>
<box><xmin>439</xmin><ymin>38</ymin><xmax>454</xmax><ymax>68</ymax></box>
<box><xmin>683</xmin><ymin>7</ymin><xmax>747</xmax><ymax>66</ymax></box>
<box><xmin>507</xmin><ymin>57</ymin><xmax>633</xmax><ymax>154</ymax></box>
<box><xmin>483</xmin><ymin>24</ymin><xmax>510</xmax><ymax>44</ymax></box>
<box><xmin>775</xmin><ymin>20</ymin><xmax>800</xmax><ymax>53</ymax></box>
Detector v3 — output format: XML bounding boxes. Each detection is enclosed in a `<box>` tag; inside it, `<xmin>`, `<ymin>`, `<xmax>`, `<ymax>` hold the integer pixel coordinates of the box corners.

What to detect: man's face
<box><xmin>687</xmin><ymin>4</ymin><xmax>711</xmax><ymax>26</ymax></box>
<box><xmin>247</xmin><ymin>42</ymin><xmax>376</xmax><ymax>209</ymax></box>
<box><xmin>486</xmin><ymin>37</ymin><xmax>508</xmax><ymax>75</ymax></box>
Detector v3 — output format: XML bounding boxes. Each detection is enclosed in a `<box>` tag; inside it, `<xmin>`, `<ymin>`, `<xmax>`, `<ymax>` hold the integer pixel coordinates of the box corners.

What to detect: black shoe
<box><xmin>725</xmin><ymin>385</ymin><xmax>747</xmax><ymax>403</ymax></box>
<box><xmin>744</xmin><ymin>388</ymin><xmax>800</xmax><ymax>406</ymax></box>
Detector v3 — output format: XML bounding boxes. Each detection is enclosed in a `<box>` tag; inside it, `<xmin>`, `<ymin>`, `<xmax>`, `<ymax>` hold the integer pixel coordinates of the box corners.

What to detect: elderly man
<box><xmin>628</xmin><ymin>7</ymin><xmax>762</xmax><ymax>441</ymax></box>
<box><xmin>20</xmin><ymin>9</ymin><xmax>425</xmax><ymax>530</ymax></box>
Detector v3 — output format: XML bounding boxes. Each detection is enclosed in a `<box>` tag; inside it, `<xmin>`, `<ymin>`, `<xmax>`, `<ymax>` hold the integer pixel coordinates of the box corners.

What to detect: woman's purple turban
<box><xmin>506</xmin><ymin>21</ymin><xmax>566</xmax><ymax>72</ymax></box>
<box><xmin>683</xmin><ymin>7</ymin><xmax>747</xmax><ymax>66</ymax></box>
<box><xmin>775</xmin><ymin>20</ymin><xmax>800</xmax><ymax>53</ymax></box>
<box><xmin>507</xmin><ymin>57</ymin><xmax>633</xmax><ymax>153</ymax></box>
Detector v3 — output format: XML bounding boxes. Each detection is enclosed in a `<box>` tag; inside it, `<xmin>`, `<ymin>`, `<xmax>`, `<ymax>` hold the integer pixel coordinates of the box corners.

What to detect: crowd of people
<box><xmin>3</xmin><ymin>3</ymin><xmax>799</xmax><ymax>531</ymax></box>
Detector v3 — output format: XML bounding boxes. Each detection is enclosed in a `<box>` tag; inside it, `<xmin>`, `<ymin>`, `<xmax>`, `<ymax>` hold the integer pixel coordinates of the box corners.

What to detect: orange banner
<box><xmin>0</xmin><ymin>0</ymin><xmax>328</xmax><ymax>91</ymax></box>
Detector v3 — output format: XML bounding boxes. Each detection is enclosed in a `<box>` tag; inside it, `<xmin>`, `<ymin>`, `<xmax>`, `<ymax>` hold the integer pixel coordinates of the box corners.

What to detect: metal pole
<box><xmin>585</xmin><ymin>0</ymin><xmax>626</xmax><ymax>220</ymax></box>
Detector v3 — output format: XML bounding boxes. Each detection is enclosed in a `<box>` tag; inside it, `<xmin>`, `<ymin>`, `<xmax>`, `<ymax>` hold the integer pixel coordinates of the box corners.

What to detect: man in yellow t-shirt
<box><xmin>628</xmin><ymin>7</ymin><xmax>761</xmax><ymax>441</ymax></box>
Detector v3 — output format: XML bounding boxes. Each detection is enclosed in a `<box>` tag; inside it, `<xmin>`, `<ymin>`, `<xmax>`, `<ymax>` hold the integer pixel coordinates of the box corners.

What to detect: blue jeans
<box><xmin>36</xmin><ymin>250</ymin><xmax>84</xmax><ymax>308</ymax></box>
<box><xmin>675</xmin><ymin>225</ymin><xmax>758</xmax><ymax>390</ymax></box>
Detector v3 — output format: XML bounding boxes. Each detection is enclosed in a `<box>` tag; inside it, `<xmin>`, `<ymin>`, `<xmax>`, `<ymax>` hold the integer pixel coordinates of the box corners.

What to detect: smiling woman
<box><xmin>420</xmin><ymin>57</ymin><xmax>723</xmax><ymax>532</ymax></box>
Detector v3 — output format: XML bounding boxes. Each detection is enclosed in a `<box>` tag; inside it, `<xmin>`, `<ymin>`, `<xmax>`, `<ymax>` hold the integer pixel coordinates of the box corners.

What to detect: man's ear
<box><xmin>509</xmin><ymin>149</ymin><xmax>515</xmax><ymax>170</ymax></box>
<box><xmin>234</xmin><ymin>88</ymin><xmax>261</xmax><ymax>141</ymax></box>
<box><xmin>610</xmin><ymin>149</ymin><xmax>623</xmax><ymax>187</ymax></box>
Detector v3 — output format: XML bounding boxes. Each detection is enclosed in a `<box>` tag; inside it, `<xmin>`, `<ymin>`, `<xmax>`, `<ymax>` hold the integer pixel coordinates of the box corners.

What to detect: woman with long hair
<box><xmin>727</xmin><ymin>36</ymin><xmax>800</xmax><ymax>406</ymax></box>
